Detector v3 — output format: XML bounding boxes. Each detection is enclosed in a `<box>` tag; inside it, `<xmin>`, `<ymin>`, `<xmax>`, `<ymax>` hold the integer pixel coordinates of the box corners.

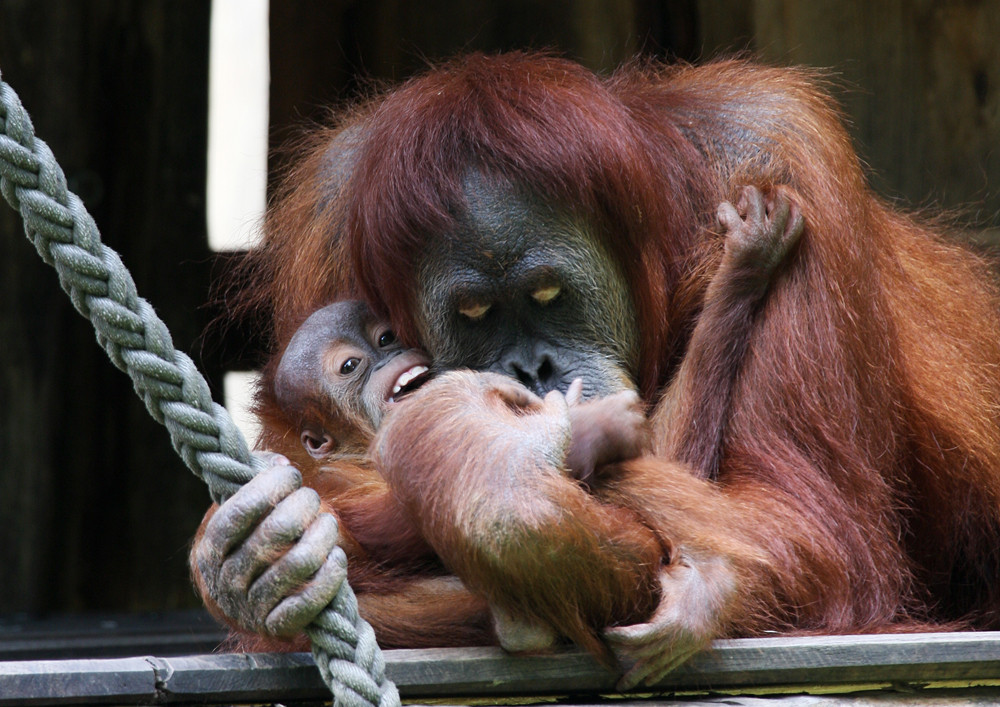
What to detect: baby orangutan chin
<box><xmin>272</xmin><ymin>298</ymin><xmax>654</xmax><ymax>657</ymax></box>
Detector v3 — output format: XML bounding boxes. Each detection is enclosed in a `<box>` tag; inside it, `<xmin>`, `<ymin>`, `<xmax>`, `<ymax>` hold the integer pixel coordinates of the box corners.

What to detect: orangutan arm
<box><xmin>653</xmin><ymin>185</ymin><xmax>803</xmax><ymax>478</ymax></box>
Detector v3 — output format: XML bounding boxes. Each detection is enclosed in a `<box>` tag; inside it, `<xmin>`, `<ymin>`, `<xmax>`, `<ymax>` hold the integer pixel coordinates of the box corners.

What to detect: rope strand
<box><xmin>0</xmin><ymin>71</ymin><xmax>399</xmax><ymax>707</ymax></box>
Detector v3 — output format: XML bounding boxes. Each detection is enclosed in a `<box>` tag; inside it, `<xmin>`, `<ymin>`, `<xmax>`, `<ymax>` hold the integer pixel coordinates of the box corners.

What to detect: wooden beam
<box><xmin>1</xmin><ymin>632</ymin><xmax>1000</xmax><ymax>705</ymax></box>
<box><xmin>0</xmin><ymin>653</ymin><xmax>323</xmax><ymax>705</ymax></box>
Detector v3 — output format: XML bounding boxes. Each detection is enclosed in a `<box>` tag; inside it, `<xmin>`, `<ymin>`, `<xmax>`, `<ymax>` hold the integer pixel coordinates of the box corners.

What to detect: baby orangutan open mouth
<box><xmin>389</xmin><ymin>362</ymin><xmax>433</xmax><ymax>402</ymax></box>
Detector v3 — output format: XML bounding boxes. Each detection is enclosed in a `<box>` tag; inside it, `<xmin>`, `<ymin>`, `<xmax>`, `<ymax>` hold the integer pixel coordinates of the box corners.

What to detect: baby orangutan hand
<box><xmin>564</xmin><ymin>379</ymin><xmax>650</xmax><ymax>484</ymax></box>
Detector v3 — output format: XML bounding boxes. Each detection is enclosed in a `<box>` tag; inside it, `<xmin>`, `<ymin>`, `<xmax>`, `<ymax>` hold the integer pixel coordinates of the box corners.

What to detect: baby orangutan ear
<box><xmin>301</xmin><ymin>428</ymin><xmax>337</xmax><ymax>459</ymax></box>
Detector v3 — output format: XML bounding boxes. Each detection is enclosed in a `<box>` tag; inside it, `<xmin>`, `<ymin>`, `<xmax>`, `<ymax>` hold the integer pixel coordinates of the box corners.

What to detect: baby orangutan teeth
<box><xmin>392</xmin><ymin>365</ymin><xmax>430</xmax><ymax>398</ymax></box>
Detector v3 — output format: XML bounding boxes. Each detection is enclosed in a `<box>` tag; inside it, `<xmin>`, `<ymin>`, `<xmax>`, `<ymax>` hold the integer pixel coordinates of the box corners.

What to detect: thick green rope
<box><xmin>0</xmin><ymin>71</ymin><xmax>400</xmax><ymax>707</ymax></box>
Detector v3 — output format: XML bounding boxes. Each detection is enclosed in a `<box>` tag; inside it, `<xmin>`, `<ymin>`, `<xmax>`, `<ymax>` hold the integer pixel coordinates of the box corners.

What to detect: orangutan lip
<box><xmin>390</xmin><ymin>365</ymin><xmax>432</xmax><ymax>402</ymax></box>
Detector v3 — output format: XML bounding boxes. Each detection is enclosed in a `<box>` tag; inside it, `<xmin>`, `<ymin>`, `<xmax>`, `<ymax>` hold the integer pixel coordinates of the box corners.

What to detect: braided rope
<box><xmin>0</xmin><ymin>72</ymin><xmax>400</xmax><ymax>707</ymax></box>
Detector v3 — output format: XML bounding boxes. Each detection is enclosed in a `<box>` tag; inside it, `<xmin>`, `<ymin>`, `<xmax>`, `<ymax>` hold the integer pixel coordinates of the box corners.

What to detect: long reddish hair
<box><xmin>223</xmin><ymin>50</ymin><xmax>1000</xmax><ymax>642</ymax></box>
<box><xmin>338</xmin><ymin>53</ymin><xmax>716</xmax><ymax>398</ymax></box>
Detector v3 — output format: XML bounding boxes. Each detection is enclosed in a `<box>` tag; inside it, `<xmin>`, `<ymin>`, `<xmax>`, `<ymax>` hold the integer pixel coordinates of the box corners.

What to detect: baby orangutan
<box><xmin>274</xmin><ymin>301</ymin><xmax>645</xmax><ymax>486</ymax></box>
<box><xmin>273</xmin><ymin>298</ymin><xmax>654</xmax><ymax>656</ymax></box>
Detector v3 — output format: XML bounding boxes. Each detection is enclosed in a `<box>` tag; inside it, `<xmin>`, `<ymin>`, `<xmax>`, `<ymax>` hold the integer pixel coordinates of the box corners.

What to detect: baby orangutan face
<box><xmin>274</xmin><ymin>301</ymin><xmax>433</xmax><ymax>459</ymax></box>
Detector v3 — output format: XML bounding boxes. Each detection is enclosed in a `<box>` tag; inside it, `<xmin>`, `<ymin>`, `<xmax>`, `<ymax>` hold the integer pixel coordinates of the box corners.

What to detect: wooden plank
<box><xmin>387</xmin><ymin>633</ymin><xmax>1000</xmax><ymax>696</ymax></box>
<box><xmin>152</xmin><ymin>653</ymin><xmax>325</xmax><ymax>702</ymax></box>
<box><xmin>0</xmin><ymin>654</ymin><xmax>326</xmax><ymax>705</ymax></box>
<box><xmin>0</xmin><ymin>657</ymin><xmax>156</xmax><ymax>705</ymax></box>
<box><xmin>561</xmin><ymin>694</ymin><xmax>1000</xmax><ymax>706</ymax></box>
<box><xmin>670</xmin><ymin>632</ymin><xmax>1000</xmax><ymax>690</ymax></box>
<box><xmin>1</xmin><ymin>632</ymin><xmax>999</xmax><ymax>705</ymax></box>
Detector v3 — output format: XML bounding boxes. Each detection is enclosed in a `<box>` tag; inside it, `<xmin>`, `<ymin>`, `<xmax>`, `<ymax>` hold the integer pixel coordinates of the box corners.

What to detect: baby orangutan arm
<box><xmin>563</xmin><ymin>378</ymin><xmax>649</xmax><ymax>485</ymax></box>
<box><xmin>654</xmin><ymin>185</ymin><xmax>804</xmax><ymax>477</ymax></box>
<box><xmin>373</xmin><ymin>372</ymin><xmax>664</xmax><ymax>664</ymax></box>
<box><xmin>604</xmin><ymin>185</ymin><xmax>805</xmax><ymax>687</ymax></box>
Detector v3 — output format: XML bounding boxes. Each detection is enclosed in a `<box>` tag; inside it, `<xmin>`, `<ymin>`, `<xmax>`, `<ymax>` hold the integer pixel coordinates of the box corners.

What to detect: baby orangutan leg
<box><xmin>605</xmin><ymin>552</ymin><xmax>736</xmax><ymax>689</ymax></box>
<box><xmin>491</xmin><ymin>604</ymin><xmax>559</xmax><ymax>653</ymax></box>
<box><xmin>596</xmin><ymin>457</ymin><xmax>776</xmax><ymax>690</ymax></box>
<box><xmin>192</xmin><ymin>455</ymin><xmax>347</xmax><ymax>638</ymax></box>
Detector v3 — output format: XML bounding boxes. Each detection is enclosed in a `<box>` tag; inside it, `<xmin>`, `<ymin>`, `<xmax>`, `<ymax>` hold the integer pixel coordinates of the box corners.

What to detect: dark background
<box><xmin>0</xmin><ymin>0</ymin><xmax>997</xmax><ymax>621</ymax></box>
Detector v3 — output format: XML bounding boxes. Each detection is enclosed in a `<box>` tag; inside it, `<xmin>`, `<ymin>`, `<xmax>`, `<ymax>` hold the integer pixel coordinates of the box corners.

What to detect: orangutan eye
<box><xmin>377</xmin><ymin>330</ymin><xmax>397</xmax><ymax>347</ymax></box>
<box><xmin>531</xmin><ymin>284</ymin><xmax>561</xmax><ymax>304</ymax></box>
<box><xmin>459</xmin><ymin>301</ymin><xmax>491</xmax><ymax>320</ymax></box>
<box><xmin>340</xmin><ymin>357</ymin><xmax>361</xmax><ymax>375</ymax></box>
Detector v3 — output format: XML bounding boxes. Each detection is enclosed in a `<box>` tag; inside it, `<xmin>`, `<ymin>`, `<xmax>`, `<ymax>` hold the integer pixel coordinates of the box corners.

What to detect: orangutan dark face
<box><xmin>415</xmin><ymin>175</ymin><xmax>638</xmax><ymax>400</ymax></box>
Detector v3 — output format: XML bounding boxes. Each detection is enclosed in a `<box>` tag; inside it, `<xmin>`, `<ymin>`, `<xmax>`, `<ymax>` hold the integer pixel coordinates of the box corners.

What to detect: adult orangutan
<box><xmin>198</xmin><ymin>184</ymin><xmax>802</xmax><ymax>664</ymax></box>
<box><xmin>193</xmin><ymin>53</ymin><xmax>1000</xmax><ymax>686</ymax></box>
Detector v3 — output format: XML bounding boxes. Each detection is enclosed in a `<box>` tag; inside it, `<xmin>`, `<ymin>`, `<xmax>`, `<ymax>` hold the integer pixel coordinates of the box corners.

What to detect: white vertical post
<box><xmin>208</xmin><ymin>0</ymin><xmax>269</xmax><ymax>445</ymax></box>
<box><xmin>207</xmin><ymin>0</ymin><xmax>269</xmax><ymax>251</ymax></box>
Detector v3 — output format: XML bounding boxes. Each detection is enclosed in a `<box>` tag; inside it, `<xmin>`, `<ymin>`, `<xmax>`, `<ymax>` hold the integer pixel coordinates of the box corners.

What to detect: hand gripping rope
<box><xmin>0</xmin><ymin>71</ymin><xmax>400</xmax><ymax>707</ymax></box>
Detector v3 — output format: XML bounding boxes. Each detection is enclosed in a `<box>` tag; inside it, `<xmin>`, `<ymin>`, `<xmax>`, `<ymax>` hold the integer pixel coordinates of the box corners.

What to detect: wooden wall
<box><xmin>0</xmin><ymin>1</ymin><xmax>217</xmax><ymax>614</ymax></box>
<box><xmin>0</xmin><ymin>0</ymin><xmax>997</xmax><ymax>617</ymax></box>
<box><xmin>750</xmin><ymin>0</ymin><xmax>1000</xmax><ymax>244</ymax></box>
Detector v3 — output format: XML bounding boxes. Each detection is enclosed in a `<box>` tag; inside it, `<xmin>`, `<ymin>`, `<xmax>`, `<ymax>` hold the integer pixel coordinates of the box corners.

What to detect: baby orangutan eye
<box><xmin>377</xmin><ymin>329</ymin><xmax>397</xmax><ymax>347</ymax></box>
<box><xmin>340</xmin><ymin>357</ymin><xmax>361</xmax><ymax>375</ymax></box>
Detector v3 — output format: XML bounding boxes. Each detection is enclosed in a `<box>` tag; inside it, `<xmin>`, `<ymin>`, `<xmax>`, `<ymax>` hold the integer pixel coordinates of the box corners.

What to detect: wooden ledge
<box><xmin>2</xmin><ymin>632</ymin><xmax>1000</xmax><ymax>705</ymax></box>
